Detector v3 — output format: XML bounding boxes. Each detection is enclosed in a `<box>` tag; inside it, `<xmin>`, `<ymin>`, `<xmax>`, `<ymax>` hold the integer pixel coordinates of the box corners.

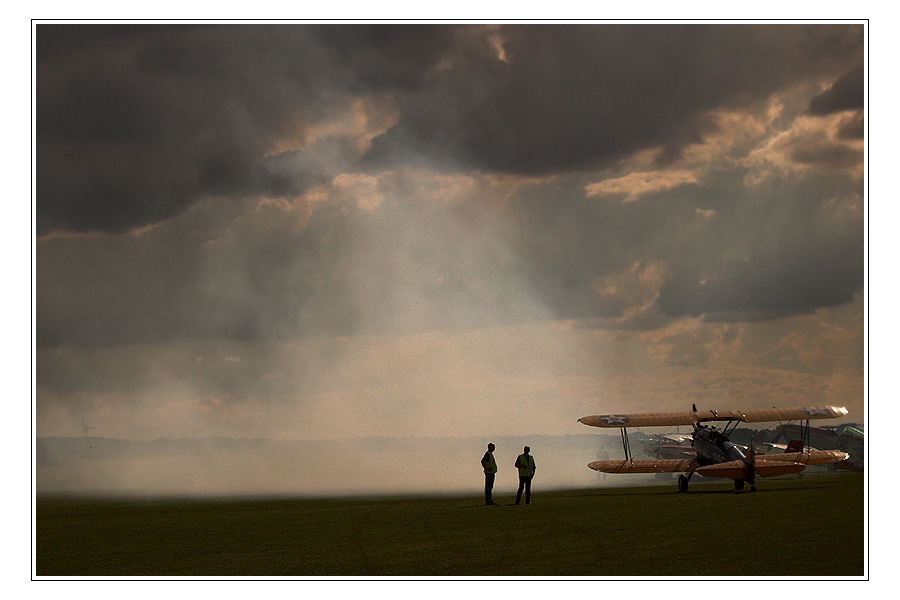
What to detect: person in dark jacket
<box><xmin>514</xmin><ymin>446</ymin><xmax>536</xmax><ymax>505</ymax></box>
<box><xmin>481</xmin><ymin>443</ymin><xmax>498</xmax><ymax>505</ymax></box>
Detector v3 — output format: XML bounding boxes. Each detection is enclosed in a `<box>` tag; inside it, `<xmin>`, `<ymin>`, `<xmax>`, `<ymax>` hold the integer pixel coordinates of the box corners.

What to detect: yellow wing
<box><xmin>735</xmin><ymin>406</ymin><xmax>849</xmax><ymax>422</ymax></box>
<box><xmin>691</xmin><ymin>451</ymin><xmax>848</xmax><ymax>479</ymax></box>
<box><xmin>693</xmin><ymin>460</ymin><xmax>806</xmax><ymax>479</ymax></box>
<box><xmin>578</xmin><ymin>406</ymin><xmax>848</xmax><ymax>428</ymax></box>
<box><xmin>588</xmin><ymin>458</ymin><xmax>699</xmax><ymax>473</ymax></box>
<box><xmin>757</xmin><ymin>450</ymin><xmax>849</xmax><ymax>465</ymax></box>
<box><xmin>579</xmin><ymin>412</ymin><xmax>696</xmax><ymax>428</ymax></box>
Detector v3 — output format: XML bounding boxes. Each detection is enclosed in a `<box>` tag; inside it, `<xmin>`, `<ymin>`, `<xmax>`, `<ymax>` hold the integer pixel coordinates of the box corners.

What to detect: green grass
<box><xmin>36</xmin><ymin>471</ymin><xmax>864</xmax><ymax>577</ymax></box>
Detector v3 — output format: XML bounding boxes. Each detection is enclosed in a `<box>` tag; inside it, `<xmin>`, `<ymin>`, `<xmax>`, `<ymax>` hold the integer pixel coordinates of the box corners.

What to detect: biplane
<box><xmin>638</xmin><ymin>432</ymin><xmax>695</xmax><ymax>461</ymax></box>
<box><xmin>578</xmin><ymin>405</ymin><xmax>850</xmax><ymax>492</ymax></box>
<box><xmin>776</xmin><ymin>422</ymin><xmax>864</xmax><ymax>471</ymax></box>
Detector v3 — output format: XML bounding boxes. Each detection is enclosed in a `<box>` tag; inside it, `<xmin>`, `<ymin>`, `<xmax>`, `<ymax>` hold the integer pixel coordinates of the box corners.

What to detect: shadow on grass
<box><xmin>457</xmin><ymin>502</ymin><xmax>532</xmax><ymax>509</ymax></box>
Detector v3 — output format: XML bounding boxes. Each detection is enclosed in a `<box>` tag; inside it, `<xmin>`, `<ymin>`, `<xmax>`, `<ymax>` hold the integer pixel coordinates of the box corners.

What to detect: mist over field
<box><xmin>37</xmin><ymin>421</ymin><xmax>835</xmax><ymax>497</ymax></box>
<box><xmin>36</xmin><ymin>434</ymin><xmax>641</xmax><ymax>496</ymax></box>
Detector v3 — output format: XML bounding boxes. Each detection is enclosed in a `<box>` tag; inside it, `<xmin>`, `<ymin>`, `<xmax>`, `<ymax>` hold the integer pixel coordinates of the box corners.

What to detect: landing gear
<box><xmin>678</xmin><ymin>474</ymin><xmax>689</xmax><ymax>493</ymax></box>
<box><xmin>750</xmin><ymin>485</ymin><xmax>756</xmax><ymax>492</ymax></box>
<box><xmin>734</xmin><ymin>479</ymin><xmax>745</xmax><ymax>491</ymax></box>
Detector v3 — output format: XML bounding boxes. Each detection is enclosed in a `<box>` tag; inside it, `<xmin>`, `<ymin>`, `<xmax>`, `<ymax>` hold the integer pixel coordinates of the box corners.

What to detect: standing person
<box><xmin>481</xmin><ymin>443</ymin><xmax>498</xmax><ymax>505</ymax></box>
<box><xmin>515</xmin><ymin>446</ymin><xmax>536</xmax><ymax>505</ymax></box>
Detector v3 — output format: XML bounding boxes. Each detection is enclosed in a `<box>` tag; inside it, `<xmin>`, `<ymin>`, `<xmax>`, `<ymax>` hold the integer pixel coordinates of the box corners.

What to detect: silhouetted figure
<box><xmin>514</xmin><ymin>446</ymin><xmax>536</xmax><ymax>505</ymax></box>
<box><xmin>481</xmin><ymin>443</ymin><xmax>498</xmax><ymax>505</ymax></box>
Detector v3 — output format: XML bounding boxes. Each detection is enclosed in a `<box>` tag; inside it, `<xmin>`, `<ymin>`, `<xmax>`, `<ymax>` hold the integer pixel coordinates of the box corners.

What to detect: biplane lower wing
<box><xmin>751</xmin><ymin>462</ymin><xmax>807</xmax><ymax>477</ymax></box>
<box><xmin>588</xmin><ymin>458</ymin><xmax>699</xmax><ymax>474</ymax></box>
<box><xmin>694</xmin><ymin>460</ymin><xmax>805</xmax><ymax>479</ymax></box>
<box><xmin>758</xmin><ymin>449</ymin><xmax>849</xmax><ymax>465</ymax></box>
<box><xmin>694</xmin><ymin>461</ymin><xmax>750</xmax><ymax>479</ymax></box>
<box><xmin>589</xmin><ymin>451</ymin><xmax>847</xmax><ymax>478</ymax></box>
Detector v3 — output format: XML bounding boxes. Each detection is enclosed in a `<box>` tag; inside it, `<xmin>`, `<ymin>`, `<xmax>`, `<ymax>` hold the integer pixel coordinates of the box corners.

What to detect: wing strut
<box><xmin>801</xmin><ymin>418</ymin><xmax>811</xmax><ymax>455</ymax></box>
<box><xmin>722</xmin><ymin>420</ymin><xmax>740</xmax><ymax>438</ymax></box>
<box><xmin>620</xmin><ymin>427</ymin><xmax>633</xmax><ymax>463</ymax></box>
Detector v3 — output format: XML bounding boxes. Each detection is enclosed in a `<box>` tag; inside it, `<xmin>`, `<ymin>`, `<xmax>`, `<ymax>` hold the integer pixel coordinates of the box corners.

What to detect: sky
<box><xmin>35</xmin><ymin>23</ymin><xmax>865</xmax><ymax>449</ymax></box>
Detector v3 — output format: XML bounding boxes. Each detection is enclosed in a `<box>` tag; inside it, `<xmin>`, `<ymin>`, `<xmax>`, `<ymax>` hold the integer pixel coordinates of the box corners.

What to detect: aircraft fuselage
<box><xmin>692</xmin><ymin>427</ymin><xmax>753</xmax><ymax>482</ymax></box>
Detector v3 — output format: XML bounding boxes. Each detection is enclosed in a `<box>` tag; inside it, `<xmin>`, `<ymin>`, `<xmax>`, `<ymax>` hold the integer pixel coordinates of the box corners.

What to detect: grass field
<box><xmin>36</xmin><ymin>471</ymin><xmax>865</xmax><ymax>577</ymax></box>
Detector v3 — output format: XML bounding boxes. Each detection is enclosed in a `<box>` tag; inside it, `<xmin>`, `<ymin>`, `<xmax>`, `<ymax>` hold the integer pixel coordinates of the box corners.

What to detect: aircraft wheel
<box><xmin>734</xmin><ymin>479</ymin><xmax>745</xmax><ymax>491</ymax></box>
<box><xmin>677</xmin><ymin>475</ymin><xmax>689</xmax><ymax>493</ymax></box>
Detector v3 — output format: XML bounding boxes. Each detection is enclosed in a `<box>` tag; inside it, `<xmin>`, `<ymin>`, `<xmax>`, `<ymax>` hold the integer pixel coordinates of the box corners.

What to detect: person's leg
<box><xmin>485</xmin><ymin>473</ymin><xmax>495</xmax><ymax>505</ymax></box>
<box><xmin>525</xmin><ymin>477</ymin><xmax>532</xmax><ymax>504</ymax></box>
<box><xmin>516</xmin><ymin>477</ymin><xmax>525</xmax><ymax>504</ymax></box>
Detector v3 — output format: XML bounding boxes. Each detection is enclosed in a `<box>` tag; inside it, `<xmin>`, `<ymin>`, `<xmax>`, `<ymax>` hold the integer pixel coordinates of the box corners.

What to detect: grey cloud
<box><xmin>36</xmin><ymin>175</ymin><xmax>546</xmax><ymax>348</ymax></box>
<box><xmin>654</xmin><ymin>175</ymin><xmax>863</xmax><ymax>320</ymax></box>
<box><xmin>789</xmin><ymin>138</ymin><xmax>862</xmax><ymax>170</ymax></box>
<box><xmin>366</xmin><ymin>24</ymin><xmax>863</xmax><ymax>174</ymax></box>
<box><xmin>807</xmin><ymin>65</ymin><xmax>865</xmax><ymax>116</ymax></box>
<box><xmin>37</xmin><ymin>161</ymin><xmax>864</xmax><ymax>350</ymax></box>
<box><xmin>37</xmin><ymin>218</ymin><xmax>209</xmax><ymax>347</ymax></box>
<box><xmin>837</xmin><ymin>111</ymin><xmax>865</xmax><ymax>140</ymax></box>
<box><xmin>499</xmin><ymin>162</ymin><xmax>863</xmax><ymax>325</ymax></box>
<box><xmin>36</xmin><ymin>25</ymin><xmax>458</xmax><ymax>235</ymax></box>
<box><xmin>657</xmin><ymin>251</ymin><xmax>862</xmax><ymax>321</ymax></box>
<box><xmin>38</xmin><ymin>24</ymin><xmax>863</xmax><ymax>235</ymax></box>
<box><xmin>508</xmin><ymin>180</ymin><xmax>666</xmax><ymax>319</ymax></box>
<box><xmin>35</xmin><ymin>24</ymin><xmax>865</xmax><ymax>351</ymax></box>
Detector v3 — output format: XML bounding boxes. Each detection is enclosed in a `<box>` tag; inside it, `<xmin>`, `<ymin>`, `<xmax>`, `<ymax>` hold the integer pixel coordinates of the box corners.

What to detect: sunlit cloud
<box><xmin>744</xmin><ymin>111</ymin><xmax>865</xmax><ymax>185</ymax></box>
<box><xmin>585</xmin><ymin>170</ymin><xmax>699</xmax><ymax>202</ymax></box>
<box><xmin>266</xmin><ymin>95</ymin><xmax>401</xmax><ymax>157</ymax></box>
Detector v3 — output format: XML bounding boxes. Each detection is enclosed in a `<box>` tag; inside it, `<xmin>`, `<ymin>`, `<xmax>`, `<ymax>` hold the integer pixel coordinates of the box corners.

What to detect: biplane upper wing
<box><xmin>736</xmin><ymin>406</ymin><xmax>848</xmax><ymax>422</ymax></box>
<box><xmin>588</xmin><ymin>458</ymin><xmax>699</xmax><ymax>474</ymax></box>
<box><xmin>579</xmin><ymin>412</ymin><xmax>697</xmax><ymax>428</ymax></box>
<box><xmin>579</xmin><ymin>406</ymin><xmax>847</xmax><ymax>428</ymax></box>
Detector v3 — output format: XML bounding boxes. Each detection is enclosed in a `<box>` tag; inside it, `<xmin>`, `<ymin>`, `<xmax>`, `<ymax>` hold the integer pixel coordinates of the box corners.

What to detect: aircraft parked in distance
<box><xmin>776</xmin><ymin>422</ymin><xmax>864</xmax><ymax>470</ymax></box>
<box><xmin>638</xmin><ymin>432</ymin><xmax>696</xmax><ymax>461</ymax></box>
<box><xmin>578</xmin><ymin>405</ymin><xmax>849</xmax><ymax>492</ymax></box>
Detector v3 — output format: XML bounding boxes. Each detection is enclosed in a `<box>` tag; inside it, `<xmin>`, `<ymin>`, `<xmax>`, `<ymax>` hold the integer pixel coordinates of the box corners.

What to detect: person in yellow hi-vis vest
<box><xmin>481</xmin><ymin>443</ymin><xmax>498</xmax><ymax>505</ymax></box>
<box><xmin>514</xmin><ymin>446</ymin><xmax>536</xmax><ymax>505</ymax></box>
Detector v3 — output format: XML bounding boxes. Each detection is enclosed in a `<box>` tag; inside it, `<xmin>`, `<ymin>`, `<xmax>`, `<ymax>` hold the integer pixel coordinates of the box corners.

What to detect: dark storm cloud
<box><xmin>807</xmin><ymin>65</ymin><xmax>865</xmax><ymax>116</ymax></box>
<box><xmin>837</xmin><ymin>111</ymin><xmax>865</xmax><ymax>140</ymax></box>
<box><xmin>37</xmin><ymin>24</ymin><xmax>862</xmax><ymax>235</ymax></box>
<box><xmin>789</xmin><ymin>137</ymin><xmax>862</xmax><ymax>170</ymax></box>
<box><xmin>36</xmin><ymin>24</ymin><xmax>459</xmax><ymax>235</ymax></box>
<box><xmin>504</xmin><ymin>159</ymin><xmax>863</xmax><ymax>325</ymax></box>
<box><xmin>657</xmin><ymin>244</ymin><xmax>863</xmax><ymax>321</ymax></box>
<box><xmin>508</xmin><ymin>178</ymin><xmax>669</xmax><ymax>319</ymax></box>
<box><xmin>366</xmin><ymin>24</ymin><xmax>863</xmax><ymax>174</ymax></box>
<box><xmin>654</xmin><ymin>173</ymin><xmax>864</xmax><ymax>321</ymax></box>
<box><xmin>37</xmin><ymin>165</ymin><xmax>864</xmax><ymax>349</ymax></box>
<box><xmin>36</xmin><ymin>213</ymin><xmax>210</xmax><ymax>347</ymax></box>
<box><xmin>36</xmin><ymin>23</ymin><xmax>866</xmax><ymax>349</ymax></box>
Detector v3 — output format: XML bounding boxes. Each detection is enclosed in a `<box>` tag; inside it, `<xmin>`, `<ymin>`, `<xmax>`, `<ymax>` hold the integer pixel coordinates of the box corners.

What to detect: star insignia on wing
<box><xmin>600</xmin><ymin>415</ymin><xmax>631</xmax><ymax>425</ymax></box>
<box><xmin>800</xmin><ymin>406</ymin><xmax>830</xmax><ymax>417</ymax></box>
